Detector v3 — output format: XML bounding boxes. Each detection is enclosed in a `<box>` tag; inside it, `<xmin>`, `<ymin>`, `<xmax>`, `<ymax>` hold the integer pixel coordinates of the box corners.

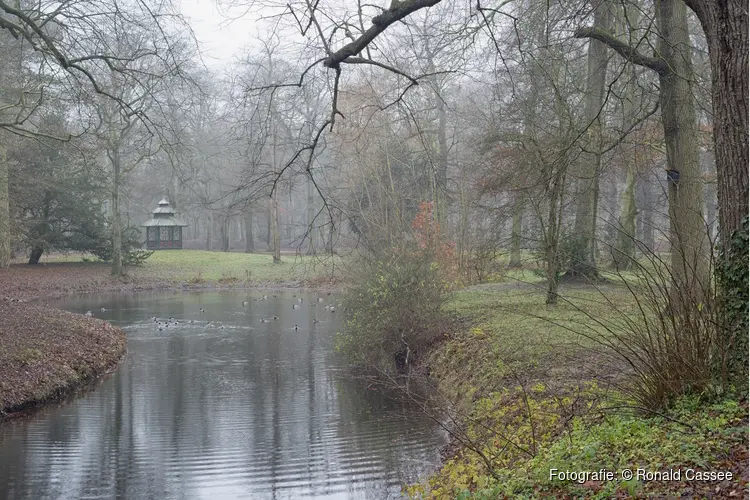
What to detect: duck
<box><xmin>158</xmin><ymin>326</ymin><xmax>164</xmax><ymax>331</ymax></box>
<box><xmin>260</xmin><ymin>318</ymin><xmax>269</xmax><ymax>323</ymax></box>
<box><xmin>297</xmin><ymin>298</ymin><xmax>303</xmax><ymax>303</ymax></box>
<box><xmin>293</xmin><ymin>304</ymin><xmax>300</xmax><ymax>309</ymax></box>
<box><xmin>273</xmin><ymin>316</ymin><xmax>279</xmax><ymax>320</ymax></box>
<box><xmin>313</xmin><ymin>319</ymin><xmax>319</xmax><ymax>324</ymax></box>
<box><xmin>263</xmin><ymin>295</ymin><xmax>268</xmax><ymax>300</ymax></box>
<box><xmin>100</xmin><ymin>308</ymin><xmax>106</xmax><ymax>312</ymax></box>
<box><xmin>151</xmin><ymin>316</ymin><xmax>157</xmax><ymax>322</ymax></box>
<box><xmin>199</xmin><ymin>308</ymin><xmax>205</xmax><ymax>313</ymax></box>
<box><xmin>318</xmin><ymin>297</ymin><xmax>324</xmax><ymax>303</ymax></box>
<box><xmin>242</xmin><ymin>301</ymin><xmax>249</xmax><ymax>306</ymax></box>
<box><xmin>84</xmin><ymin>311</ymin><xmax>93</xmax><ymax>317</ymax></box>
<box><xmin>330</xmin><ymin>306</ymin><xmax>335</xmax><ymax>313</ymax></box>
<box><xmin>294</xmin><ymin>325</ymin><xmax>299</xmax><ymax>330</ymax></box>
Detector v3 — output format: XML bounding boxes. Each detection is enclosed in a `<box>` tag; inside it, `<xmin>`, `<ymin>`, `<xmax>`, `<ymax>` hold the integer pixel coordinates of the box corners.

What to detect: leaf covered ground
<box><xmin>0</xmin><ymin>302</ymin><xmax>126</xmax><ymax>419</ymax></box>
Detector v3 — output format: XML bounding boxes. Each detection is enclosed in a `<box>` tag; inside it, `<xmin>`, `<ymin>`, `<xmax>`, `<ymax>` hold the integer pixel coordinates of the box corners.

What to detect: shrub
<box><xmin>92</xmin><ymin>226</ymin><xmax>153</xmax><ymax>267</ymax></box>
<box><xmin>574</xmin><ymin>245</ymin><xmax>733</xmax><ymax>410</ymax></box>
<box><xmin>337</xmin><ymin>201</ymin><xmax>456</xmax><ymax>375</ymax></box>
<box><xmin>338</xmin><ymin>250</ymin><xmax>451</xmax><ymax>375</ymax></box>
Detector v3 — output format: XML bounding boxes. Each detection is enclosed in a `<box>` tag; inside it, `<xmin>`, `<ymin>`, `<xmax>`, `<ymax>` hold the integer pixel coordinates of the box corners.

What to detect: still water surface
<box><xmin>0</xmin><ymin>291</ymin><xmax>445</xmax><ymax>499</ymax></box>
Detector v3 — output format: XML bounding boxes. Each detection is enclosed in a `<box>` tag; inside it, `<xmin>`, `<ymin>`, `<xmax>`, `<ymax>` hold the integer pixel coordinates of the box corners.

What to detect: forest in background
<box><xmin>1</xmin><ymin>0</ymin><xmax>748</xmax><ymax>495</ymax></box>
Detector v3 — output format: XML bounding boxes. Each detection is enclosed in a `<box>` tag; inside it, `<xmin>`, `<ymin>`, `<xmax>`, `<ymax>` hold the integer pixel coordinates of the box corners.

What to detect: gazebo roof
<box><xmin>143</xmin><ymin>217</ymin><xmax>187</xmax><ymax>227</ymax></box>
<box><xmin>152</xmin><ymin>198</ymin><xmax>177</xmax><ymax>215</ymax></box>
<box><xmin>142</xmin><ymin>198</ymin><xmax>188</xmax><ymax>227</ymax></box>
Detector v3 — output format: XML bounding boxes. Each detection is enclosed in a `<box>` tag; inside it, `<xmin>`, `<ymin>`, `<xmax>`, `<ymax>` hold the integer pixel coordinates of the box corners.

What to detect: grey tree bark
<box><xmin>566</xmin><ymin>0</ymin><xmax>612</xmax><ymax>280</ymax></box>
<box><xmin>656</xmin><ymin>0</ymin><xmax>709</xmax><ymax>293</ymax></box>
<box><xmin>681</xmin><ymin>0</ymin><xmax>748</xmax><ymax>252</ymax></box>
<box><xmin>0</xmin><ymin>145</ymin><xmax>8</xmax><ymax>268</ymax></box>
<box><xmin>509</xmin><ymin>193</ymin><xmax>522</xmax><ymax>268</ymax></box>
<box><xmin>306</xmin><ymin>174</ymin><xmax>315</xmax><ymax>255</ymax></box>
<box><xmin>576</xmin><ymin>0</ymin><xmax>710</xmax><ymax>294</ymax></box>
<box><xmin>109</xmin><ymin>138</ymin><xmax>123</xmax><ymax>276</ymax></box>
<box><xmin>245</xmin><ymin>206</ymin><xmax>255</xmax><ymax>253</ymax></box>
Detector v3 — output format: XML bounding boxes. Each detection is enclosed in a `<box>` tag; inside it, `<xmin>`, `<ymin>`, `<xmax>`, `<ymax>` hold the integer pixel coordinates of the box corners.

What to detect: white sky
<box><xmin>179</xmin><ymin>0</ymin><xmax>262</xmax><ymax>68</ymax></box>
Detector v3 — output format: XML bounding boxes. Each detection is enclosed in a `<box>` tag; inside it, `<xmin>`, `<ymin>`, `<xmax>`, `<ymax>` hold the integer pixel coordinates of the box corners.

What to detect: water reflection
<box><xmin>0</xmin><ymin>291</ymin><xmax>444</xmax><ymax>499</ymax></box>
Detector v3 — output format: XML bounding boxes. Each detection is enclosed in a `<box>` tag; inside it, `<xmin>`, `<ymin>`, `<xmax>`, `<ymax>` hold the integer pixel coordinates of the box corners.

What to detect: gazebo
<box><xmin>143</xmin><ymin>199</ymin><xmax>188</xmax><ymax>249</ymax></box>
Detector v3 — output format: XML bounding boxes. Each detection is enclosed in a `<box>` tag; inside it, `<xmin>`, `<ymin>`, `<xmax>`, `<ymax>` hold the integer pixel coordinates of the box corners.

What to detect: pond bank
<box><xmin>0</xmin><ymin>254</ymin><xmax>337</xmax><ymax>423</ymax></box>
<box><xmin>0</xmin><ymin>302</ymin><xmax>126</xmax><ymax>421</ymax></box>
<box><xmin>408</xmin><ymin>285</ymin><xmax>748</xmax><ymax>498</ymax></box>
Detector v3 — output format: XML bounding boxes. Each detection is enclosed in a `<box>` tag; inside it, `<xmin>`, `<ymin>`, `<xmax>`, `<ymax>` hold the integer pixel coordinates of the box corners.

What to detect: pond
<box><xmin>0</xmin><ymin>291</ymin><xmax>446</xmax><ymax>499</ymax></box>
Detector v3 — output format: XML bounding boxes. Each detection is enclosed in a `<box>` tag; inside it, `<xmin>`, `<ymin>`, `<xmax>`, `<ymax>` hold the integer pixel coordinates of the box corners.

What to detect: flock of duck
<box><xmin>83</xmin><ymin>293</ymin><xmax>342</xmax><ymax>333</ymax></box>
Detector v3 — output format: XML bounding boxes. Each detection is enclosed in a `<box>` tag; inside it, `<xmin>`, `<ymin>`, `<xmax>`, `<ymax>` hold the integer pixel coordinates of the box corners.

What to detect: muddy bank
<box><xmin>0</xmin><ymin>302</ymin><xmax>126</xmax><ymax>421</ymax></box>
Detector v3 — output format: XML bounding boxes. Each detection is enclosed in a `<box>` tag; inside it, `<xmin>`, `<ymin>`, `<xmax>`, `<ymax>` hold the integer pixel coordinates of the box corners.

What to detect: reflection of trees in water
<box><xmin>0</xmin><ymin>292</ymin><xmax>444</xmax><ymax>499</ymax></box>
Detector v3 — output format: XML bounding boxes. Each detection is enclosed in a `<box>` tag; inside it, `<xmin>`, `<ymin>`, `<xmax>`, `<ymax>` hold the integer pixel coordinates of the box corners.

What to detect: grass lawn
<box><xmin>410</xmin><ymin>283</ymin><xmax>748</xmax><ymax>499</ymax></box>
<box><xmin>132</xmin><ymin>250</ymin><xmax>341</xmax><ymax>283</ymax></box>
<box><xmin>34</xmin><ymin>250</ymin><xmax>342</xmax><ymax>285</ymax></box>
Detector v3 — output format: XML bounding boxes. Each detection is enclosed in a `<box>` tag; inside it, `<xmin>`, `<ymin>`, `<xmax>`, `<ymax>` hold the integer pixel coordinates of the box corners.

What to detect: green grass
<box><xmin>431</xmin><ymin>284</ymin><xmax>638</xmax><ymax>405</ymax></box>
<box><xmin>133</xmin><ymin>250</ymin><xmax>341</xmax><ymax>283</ymax></box>
<box><xmin>409</xmin><ymin>283</ymin><xmax>747</xmax><ymax>499</ymax></box>
<box><xmin>36</xmin><ymin>250</ymin><xmax>342</xmax><ymax>284</ymax></box>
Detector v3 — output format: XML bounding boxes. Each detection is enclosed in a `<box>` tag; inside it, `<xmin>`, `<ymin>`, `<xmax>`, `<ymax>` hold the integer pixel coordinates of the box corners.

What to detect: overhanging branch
<box><xmin>323</xmin><ymin>0</ymin><xmax>444</xmax><ymax>68</ymax></box>
<box><xmin>574</xmin><ymin>27</ymin><xmax>668</xmax><ymax>76</ymax></box>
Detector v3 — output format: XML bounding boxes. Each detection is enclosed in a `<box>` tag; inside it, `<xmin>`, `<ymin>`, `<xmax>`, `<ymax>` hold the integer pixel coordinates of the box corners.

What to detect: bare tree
<box><xmin>0</xmin><ymin>0</ymin><xmax>194</xmax><ymax>268</ymax></box>
<box><xmin>576</xmin><ymin>0</ymin><xmax>710</xmax><ymax>296</ymax></box>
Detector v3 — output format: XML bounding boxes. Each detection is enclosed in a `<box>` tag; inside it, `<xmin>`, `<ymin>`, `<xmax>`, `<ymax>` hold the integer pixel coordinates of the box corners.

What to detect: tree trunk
<box><xmin>306</xmin><ymin>174</ymin><xmax>316</xmax><ymax>255</ymax></box>
<box><xmin>568</xmin><ymin>0</ymin><xmax>612</xmax><ymax>280</ymax></box>
<box><xmin>206</xmin><ymin>212</ymin><xmax>213</xmax><ymax>251</ymax></box>
<box><xmin>28</xmin><ymin>246</ymin><xmax>44</xmax><ymax>265</ymax></box>
<box><xmin>245</xmin><ymin>206</ymin><xmax>255</xmax><ymax>253</ymax></box>
<box><xmin>110</xmin><ymin>145</ymin><xmax>123</xmax><ymax>276</ymax></box>
<box><xmin>575</xmin><ymin>0</ymin><xmax>710</xmax><ymax>293</ymax></box>
<box><xmin>637</xmin><ymin>176</ymin><xmax>656</xmax><ymax>254</ymax></box>
<box><xmin>271</xmin><ymin>193</ymin><xmax>281</xmax><ymax>263</ymax></box>
<box><xmin>545</xmin><ymin>167</ymin><xmax>565</xmax><ymax>305</ymax></box>
<box><xmin>682</xmin><ymin>0</ymin><xmax>748</xmax><ymax>251</ymax></box>
<box><xmin>0</xmin><ymin>144</ymin><xmax>9</xmax><ymax>268</ymax></box>
<box><xmin>265</xmin><ymin>203</ymin><xmax>271</xmax><ymax>248</ymax></box>
<box><xmin>509</xmin><ymin>193</ymin><xmax>522</xmax><ymax>268</ymax></box>
<box><xmin>657</xmin><ymin>0</ymin><xmax>709</xmax><ymax>295</ymax></box>
<box><xmin>613</xmin><ymin>165</ymin><xmax>637</xmax><ymax>270</ymax></box>
<box><xmin>221</xmin><ymin>218</ymin><xmax>230</xmax><ymax>252</ymax></box>
<box><xmin>424</xmin><ymin>41</ymin><xmax>448</xmax><ymax>225</ymax></box>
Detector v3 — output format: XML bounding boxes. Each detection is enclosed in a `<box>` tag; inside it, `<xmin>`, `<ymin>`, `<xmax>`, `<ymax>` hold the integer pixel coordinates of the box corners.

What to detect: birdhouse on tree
<box><xmin>142</xmin><ymin>199</ymin><xmax>188</xmax><ymax>249</ymax></box>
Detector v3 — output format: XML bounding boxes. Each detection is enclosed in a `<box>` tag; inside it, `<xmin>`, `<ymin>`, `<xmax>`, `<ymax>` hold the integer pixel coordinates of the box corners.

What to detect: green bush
<box><xmin>337</xmin><ymin>249</ymin><xmax>452</xmax><ymax>376</ymax></box>
<box><xmin>92</xmin><ymin>226</ymin><xmax>153</xmax><ymax>267</ymax></box>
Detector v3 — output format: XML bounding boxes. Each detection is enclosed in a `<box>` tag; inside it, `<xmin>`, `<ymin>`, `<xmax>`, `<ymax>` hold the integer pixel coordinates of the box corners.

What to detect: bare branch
<box><xmin>574</xmin><ymin>27</ymin><xmax>668</xmax><ymax>75</ymax></box>
<box><xmin>323</xmin><ymin>0</ymin><xmax>444</xmax><ymax>68</ymax></box>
